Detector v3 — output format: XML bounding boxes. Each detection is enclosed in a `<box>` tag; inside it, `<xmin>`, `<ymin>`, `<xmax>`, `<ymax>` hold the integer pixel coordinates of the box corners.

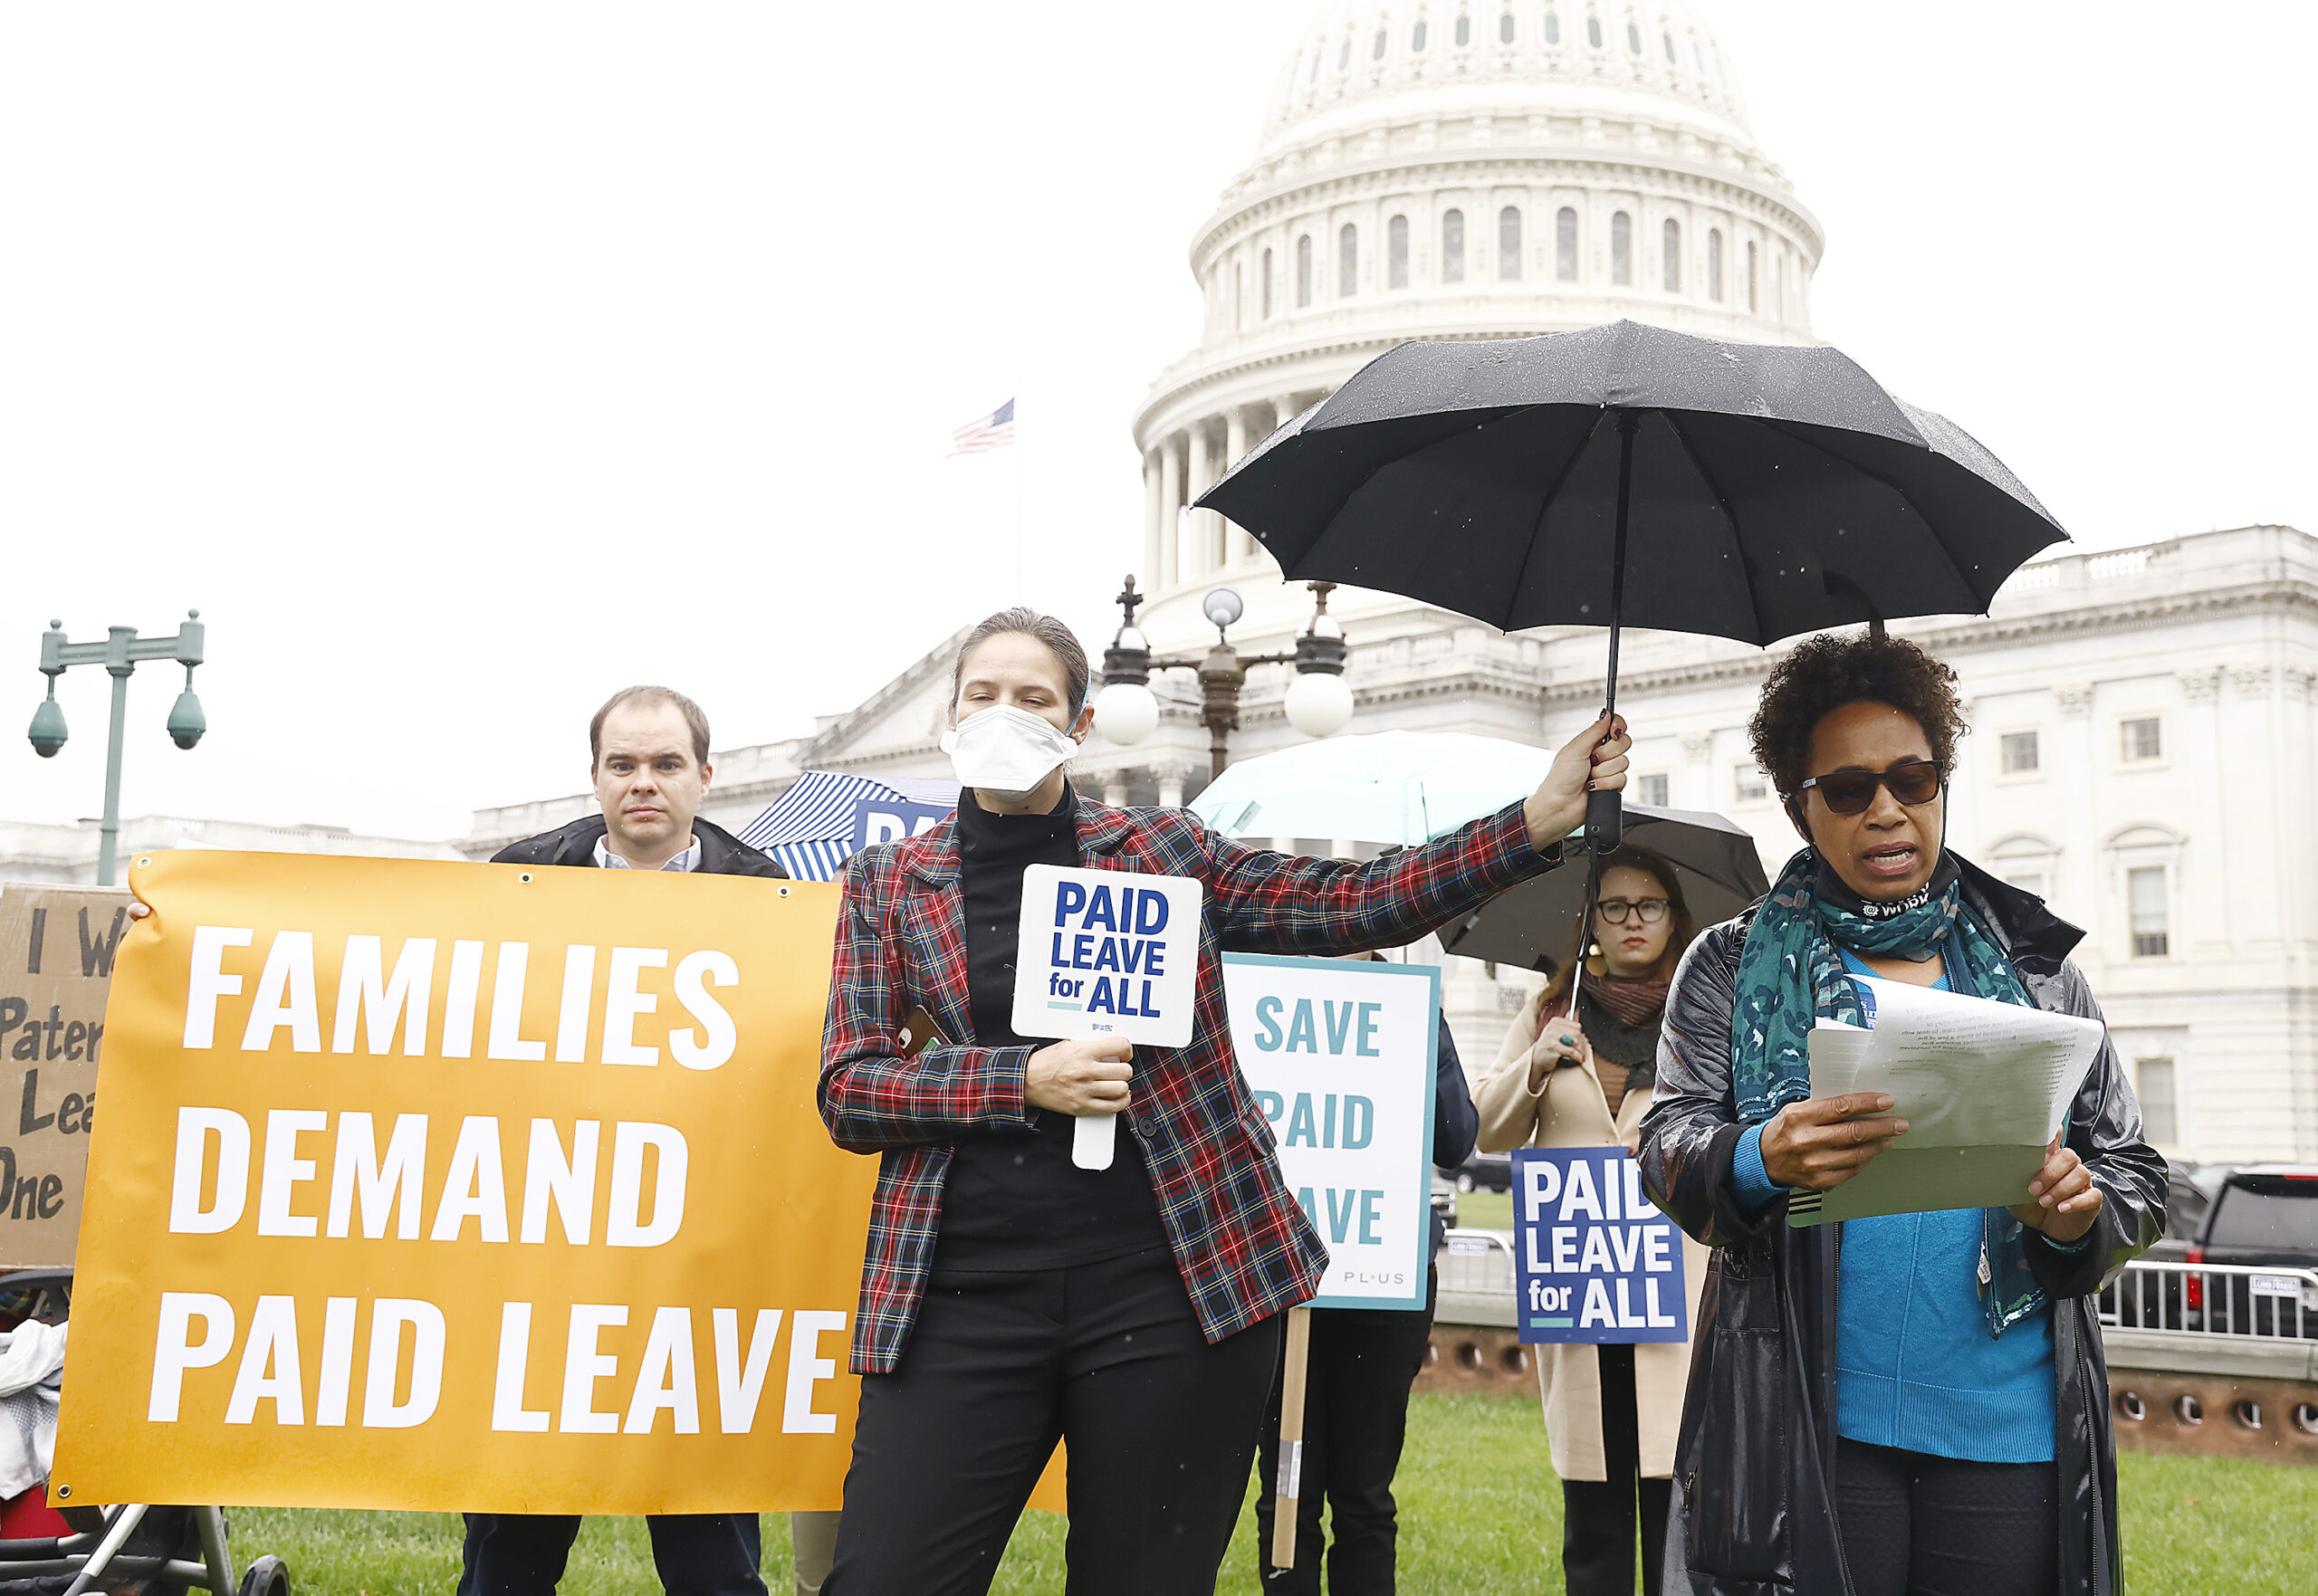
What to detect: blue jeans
<box><xmin>458</xmin><ymin>1513</ymin><xmax>766</xmax><ymax>1596</ymax></box>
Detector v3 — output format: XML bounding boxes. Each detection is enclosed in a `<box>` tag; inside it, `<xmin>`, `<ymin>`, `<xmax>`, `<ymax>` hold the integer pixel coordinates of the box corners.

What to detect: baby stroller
<box><xmin>0</xmin><ymin>1269</ymin><xmax>290</xmax><ymax>1596</ymax></box>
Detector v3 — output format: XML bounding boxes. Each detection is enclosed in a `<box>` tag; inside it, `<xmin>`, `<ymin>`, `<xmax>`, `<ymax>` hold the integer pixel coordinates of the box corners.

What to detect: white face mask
<box><xmin>941</xmin><ymin>704</ymin><xmax>1080</xmax><ymax>804</ymax></box>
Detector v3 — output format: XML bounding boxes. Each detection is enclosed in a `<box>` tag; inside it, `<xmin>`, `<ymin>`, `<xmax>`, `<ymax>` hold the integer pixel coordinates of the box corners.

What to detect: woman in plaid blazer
<box><xmin>818</xmin><ymin>609</ymin><xmax>1628</xmax><ymax>1596</ymax></box>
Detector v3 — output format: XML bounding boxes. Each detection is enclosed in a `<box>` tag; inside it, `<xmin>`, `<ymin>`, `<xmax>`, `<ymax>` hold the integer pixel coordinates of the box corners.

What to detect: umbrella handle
<box><xmin>1585</xmin><ymin>787</ymin><xmax>1623</xmax><ymax>852</ymax></box>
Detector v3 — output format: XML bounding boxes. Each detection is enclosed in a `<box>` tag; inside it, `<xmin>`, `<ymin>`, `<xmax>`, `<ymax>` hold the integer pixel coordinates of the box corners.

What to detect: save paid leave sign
<box><xmin>53</xmin><ymin>850</ymin><xmax>875</xmax><ymax>1515</ymax></box>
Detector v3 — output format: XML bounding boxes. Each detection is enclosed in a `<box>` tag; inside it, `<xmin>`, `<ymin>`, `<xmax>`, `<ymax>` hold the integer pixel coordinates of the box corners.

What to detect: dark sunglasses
<box><xmin>1798</xmin><ymin>759</ymin><xmax>1944</xmax><ymax>815</ymax></box>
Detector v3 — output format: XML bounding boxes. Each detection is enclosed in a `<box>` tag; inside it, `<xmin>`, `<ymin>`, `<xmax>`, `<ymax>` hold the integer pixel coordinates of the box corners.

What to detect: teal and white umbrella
<box><xmin>1188</xmin><ymin>731</ymin><xmax>1553</xmax><ymax>848</ymax></box>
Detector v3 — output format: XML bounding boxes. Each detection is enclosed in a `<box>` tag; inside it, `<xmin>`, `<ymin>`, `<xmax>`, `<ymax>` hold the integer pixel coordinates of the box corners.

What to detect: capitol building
<box><xmin>17</xmin><ymin>4</ymin><xmax>2300</xmax><ymax>1165</ymax></box>
<box><xmin>465</xmin><ymin>1</ymin><xmax>2318</xmax><ymax>1167</ymax></box>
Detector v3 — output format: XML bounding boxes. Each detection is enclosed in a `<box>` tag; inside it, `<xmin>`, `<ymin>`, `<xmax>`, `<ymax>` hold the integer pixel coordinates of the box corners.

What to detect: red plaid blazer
<box><xmin>819</xmin><ymin>796</ymin><xmax>1558</xmax><ymax>1373</ymax></box>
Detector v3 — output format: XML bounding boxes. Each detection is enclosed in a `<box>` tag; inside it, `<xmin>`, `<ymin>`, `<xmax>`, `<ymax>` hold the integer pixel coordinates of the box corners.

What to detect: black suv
<box><xmin>2187</xmin><ymin>1166</ymin><xmax>2318</xmax><ymax>1337</ymax></box>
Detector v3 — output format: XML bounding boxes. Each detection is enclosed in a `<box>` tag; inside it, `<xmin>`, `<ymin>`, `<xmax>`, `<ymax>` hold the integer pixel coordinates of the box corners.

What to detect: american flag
<box><xmin>948</xmin><ymin>397</ymin><xmax>1015</xmax><ymax>455</ymax></box>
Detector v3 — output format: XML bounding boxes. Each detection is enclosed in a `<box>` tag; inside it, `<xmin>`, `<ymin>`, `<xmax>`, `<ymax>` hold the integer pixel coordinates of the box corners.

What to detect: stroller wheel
<box><xmin>236</xmin><ymin>1554</ymin><xmax>290</xmax><ymax>1596</ymax></box>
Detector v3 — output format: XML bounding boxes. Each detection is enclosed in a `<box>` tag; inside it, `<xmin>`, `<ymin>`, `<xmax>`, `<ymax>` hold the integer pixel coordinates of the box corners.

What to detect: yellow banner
<box><xmin>54</xmin><ymin>848</ymin><xmax>876</xmax><ymax>1515</ymax></box>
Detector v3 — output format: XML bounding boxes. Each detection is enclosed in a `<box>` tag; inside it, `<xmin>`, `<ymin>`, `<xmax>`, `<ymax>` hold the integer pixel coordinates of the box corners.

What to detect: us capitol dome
<box><xmin>1131</xmin><ymin>0</ymin><xmax>1824</xmax><ymax>655</ymax></box>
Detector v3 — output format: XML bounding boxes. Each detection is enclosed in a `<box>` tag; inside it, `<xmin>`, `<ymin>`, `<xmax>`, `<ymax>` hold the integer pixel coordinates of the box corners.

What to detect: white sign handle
<box><xmin>1072</xmin><ymin>1112</ymin><xmax>1117</xmax><ymax>1171</ymax></box>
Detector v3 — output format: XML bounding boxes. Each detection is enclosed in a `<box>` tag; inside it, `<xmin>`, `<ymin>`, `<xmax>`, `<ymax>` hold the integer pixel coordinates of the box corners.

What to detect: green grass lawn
<box><xmin>1454</xmin><ymin>1185</ymin><xmax>1515</xmax><ymax>1231</ymax></box>
<box><xmin>225</xmin><ymin>1392</ymin><xmax>2318</xmax><ymax>1595</ymax></box>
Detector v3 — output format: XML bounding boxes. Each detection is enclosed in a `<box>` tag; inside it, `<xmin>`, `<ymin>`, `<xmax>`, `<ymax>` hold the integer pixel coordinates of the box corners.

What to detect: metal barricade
<box><xmin>2099</xmin><ymin>1258</ymin><xmax>2318</xmax><ymax>1340</ymax></box>
<box><xmin>1438</xmin><ymin>1228</ymin><xmax>1518</xmax><ymax>1299</ymax></box>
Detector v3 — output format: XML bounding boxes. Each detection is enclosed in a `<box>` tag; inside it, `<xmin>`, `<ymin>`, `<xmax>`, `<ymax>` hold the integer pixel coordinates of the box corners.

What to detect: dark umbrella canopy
<box><xmin>1197</xmin><ymin>320</ymin><xmax>2065</xmax><ymax>644</ymax></box>
<box><xmin>1440</xmin><ymin>803</ymin><xmax>1772</xmax><ymax>973</ymax></box>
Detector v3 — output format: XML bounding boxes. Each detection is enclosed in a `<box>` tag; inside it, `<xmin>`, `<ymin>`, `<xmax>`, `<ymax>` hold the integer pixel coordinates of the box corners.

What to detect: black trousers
<box><xmin>457</xmin><ymin>1513</ymin><xmax>765</xmax><ymax>1596</ymax></box>
<box><xmin>1559</xmin><ymin>1343</ymin><xmax>1671</xmax><ymax>1596</ymax></box>
<box><xmin>1831</xmin><ymin>1438</ymin><xmax>2058</xmax><ymax>1596</ymax></box>
<box><xmin>1252</xmin><ymin>1269</ymin><xmax>1438</xmax><ymax>1595</ymax></box>
<box><xmin>823</xmin><ymin>1247</ymin><xmax>1281</xmax><ymax>1596</ymax></box>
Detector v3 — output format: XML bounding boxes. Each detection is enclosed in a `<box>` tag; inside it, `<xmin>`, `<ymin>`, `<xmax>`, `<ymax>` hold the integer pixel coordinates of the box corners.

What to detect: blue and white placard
<box><xmin>848</xmin><ymin>798</ymin><xmax>953</xmax><ymax>851</ymax></box>
<box><xmin>1011</xmin><ymin>865</ymin><xmax>1202</xmax><ymax>1049</ymax></box>
<box><xmin>1012</xmin><ymin>865</ymin><xmax>1203</xmax><ymax>1171</ymax></box>
<box><xmin>1225</xmin><ymin>953</ymin><xmax>1439</xmax><ymax>1311</ymax></box>
<box><xmin>1512</xmin><ymin>1148</ymin><xmax>1689</xmax><ymax>1343</ymax></box>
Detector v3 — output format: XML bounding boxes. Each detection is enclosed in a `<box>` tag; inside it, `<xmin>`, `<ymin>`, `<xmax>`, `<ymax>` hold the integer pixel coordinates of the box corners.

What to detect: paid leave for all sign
<box><xmin>1511</xmin><ymin>1148</ymin><xmax>1688</xmax><ymax>1343</ymax></box>
<box><xmin>55</xmin><ymin>851</ymin><xmax>875</xmax><ymax>1515</ymax></box>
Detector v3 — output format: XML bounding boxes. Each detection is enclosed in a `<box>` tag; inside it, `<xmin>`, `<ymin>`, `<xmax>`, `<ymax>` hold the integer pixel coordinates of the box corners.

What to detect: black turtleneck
<box><xmin>936</xmin><ymin>786</ymin><xmax>1171</xmax><ymax>1272</ymax></box>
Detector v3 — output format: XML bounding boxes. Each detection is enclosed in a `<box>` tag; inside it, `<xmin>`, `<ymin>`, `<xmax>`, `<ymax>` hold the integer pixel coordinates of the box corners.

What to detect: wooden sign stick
<box><xmin>1269</xmin><ymin>1305</ymin><xmax>1314</xmax><ymax>1571</ymax></box>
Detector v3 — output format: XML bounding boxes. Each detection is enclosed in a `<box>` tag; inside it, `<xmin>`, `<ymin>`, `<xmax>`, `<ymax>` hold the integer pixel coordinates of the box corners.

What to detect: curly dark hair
<box><xmin>1748</xmin><ymin>630</ymin><xmax>1967</xmax><ymax>799</ymax></box>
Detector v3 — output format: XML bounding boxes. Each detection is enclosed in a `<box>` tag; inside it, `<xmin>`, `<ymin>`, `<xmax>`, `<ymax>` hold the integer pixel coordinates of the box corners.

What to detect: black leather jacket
<box><xmin>1637</xmin><ymin>855</ymin><xmax>2164</xmax><ymax>1596</ymax></box>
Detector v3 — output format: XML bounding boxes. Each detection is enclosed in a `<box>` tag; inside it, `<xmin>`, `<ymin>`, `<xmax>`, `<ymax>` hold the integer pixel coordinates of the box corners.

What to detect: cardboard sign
<box><xmin>1011</xmin><ymin>865</ymin><xmax>1200</xmax><ymax>1049</ymax></box>
<box><xmin>847</xmin><ymin>799</ymin><xmax>952</xmax><ymax>853</ymax></box>
<box><xmin>1511</xmin><ymin>1148</ymin><xmax>1689</xmax><ymax>1343</ymax></box>
<box><xmin>1224</xmin><ymin>954</ymin><xmax>1437</xmax><ymax>1312</ymax></box>
<box><xmin>53</xmin><ymin>849</ymin><xmax>879</xmax><ymax>1515</ymax></box>
<box><xmin>0</xmin><ymin>882</ymin><xmax>133</xmax><ymax>1268</ymax></box>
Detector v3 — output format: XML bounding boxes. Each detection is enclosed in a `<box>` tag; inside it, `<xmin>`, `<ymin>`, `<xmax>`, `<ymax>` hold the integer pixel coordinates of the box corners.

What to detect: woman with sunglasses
<box><xmin>1637</xmin><ymin>629</ymin><xmax>2164</xmax><ymax>1596</ymax></box>
<box><xmin>1474</xmin><ymin>844</ymin><xmax>1708</xmax><ymax>1596</ymax></box>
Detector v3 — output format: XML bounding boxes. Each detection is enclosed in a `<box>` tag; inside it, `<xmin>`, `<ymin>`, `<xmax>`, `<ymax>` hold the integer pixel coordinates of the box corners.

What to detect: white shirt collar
<box><xmin>594</xmin><ymin>832</ymin><xmax>703</xmax><ymax>873</ymax></box>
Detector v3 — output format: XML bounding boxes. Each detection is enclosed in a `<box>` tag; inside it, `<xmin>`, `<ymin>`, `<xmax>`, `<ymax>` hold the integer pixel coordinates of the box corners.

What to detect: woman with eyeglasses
<box><xmin>1473</xmin><ymin>844</ymin><xmax>1708</xmax><ymax>1596</ymax></box>
<box><xmin>1637</xmin><ymin>630</ymin><xmax>2164</xmax><ymax>1596</ymax></box>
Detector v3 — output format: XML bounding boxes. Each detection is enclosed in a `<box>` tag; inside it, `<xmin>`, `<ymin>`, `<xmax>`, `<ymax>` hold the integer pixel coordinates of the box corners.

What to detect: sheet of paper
<box><xmin>1788</xmin><ymin>977</ymin><xmax>2103</xmax><ymax>1228</ymax></box>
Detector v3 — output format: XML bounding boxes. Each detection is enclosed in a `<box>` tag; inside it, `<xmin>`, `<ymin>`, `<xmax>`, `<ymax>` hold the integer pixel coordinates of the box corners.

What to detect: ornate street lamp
<box><xmin>1093</xmin><ymin>577</ymin><xmax>1353</xmax><ymax>779</ymax></box>
<box><xmin>27</xmin><ymin>611</ymin><xmax>208</xmax><ymax>884</ymax></box>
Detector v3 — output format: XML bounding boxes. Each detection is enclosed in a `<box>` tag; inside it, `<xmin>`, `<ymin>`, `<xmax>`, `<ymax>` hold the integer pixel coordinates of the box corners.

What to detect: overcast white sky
<box><xmin>2</xmin><ymin>2</ymin><xmax>2309</xmax><ymax>841</ymax></box>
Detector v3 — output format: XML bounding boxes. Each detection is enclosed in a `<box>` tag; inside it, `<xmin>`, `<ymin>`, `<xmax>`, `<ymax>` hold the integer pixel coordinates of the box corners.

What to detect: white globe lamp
<box><xmin>1284</xmin><ymin>668</ymin><xmax>1355</xmax><ymax>739</ymax></box>
<box><xmin>1093</xmin><ymin>678</ymin><xmax>1161</xmax><ymax>747</ymax></box>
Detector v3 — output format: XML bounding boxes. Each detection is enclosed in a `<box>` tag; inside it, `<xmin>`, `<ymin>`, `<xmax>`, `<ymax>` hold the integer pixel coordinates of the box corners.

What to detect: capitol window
<box><xmin>1340</xmin><ymin>224</ymin><xmax>1359</xmax><ymax>296</ymax></box>
<box><xmin>1339</xmin><ymin>38</ymin><xmax>1351</xmax><ymax>71</ymax></box>
<box><xmin>1708</xmin><ymin>228</ymin><xmax>1723</xmax><ymax>300</ymax></box>
<box><xmin>2136</xmin><ymin>1057</ymin><xmax>2179</xmax><ymax>1143</ymax></box>
<box><xmin>1262</xmin><ymin>247</ymin><xmax>1274</xmax><ymax>318</ymax></box>
<box><xmin>1298</xmin><ymin>234</ymin><xmax>1314</xmax><ymax>307</ymax></box>
<box><xmin>2128</xmin><ymin>867</ymin><xmax>2170</xmax><ymax>958</ymax></box>
<box><xmin>1556</xmin><ymin>207</ymin><xmax>1578</xmax><ymax>281</ymax></box>
<box><xmin>1587</xmin><ymin>15</ymin><xmax>1603</xmax><ymax>48</ymax></box>
<box><xmin>1499</xmin><ymin>207</ymin><xmax>1522</xmax><ymax>280</ymax></box>
<box><xmin>1662</xmin><ymin>219</ymin><xmax>1681</xmax><ymax>291</ymax></box>
<box><xmin>1735</xmin><ymin>767</ymin><xmax>1769</xmax><ymax>804</ymax></box>
<box><xmin>1747</xmin><ymin>240</ymin><xmax>1758</xmax><ymax>311</ymax></box>
<box><xmin>1664</xmin><ymin>32</ymin><xmax>1677</xmax><ymax>63</ymax></box>
<box><xmin>1638</xmin><ymin>773</ymin><xmax>1669</xmax><ymax>808</ymax></box>
<box><xmin>1442</xmin><ymin>209</ymin><xmax>1465</xmax><ymax>282</ymax></box>
<box><xmin>1456</xmin><ymin>15</ymin><xmax>1471</xmax><ymax>48</ymax></box>
<box><xmin>1545</xmin><ymin>12</ymin><xmax>1561</xmax><ymax>45</ymax></box>
<box><xmin>1389</xmin><ymin>215</ymin><xmax>1410</xmax><ymax>289</ymax></box>
<box><xmin>1375</xmin><ymin>28</ymin><xmax>1387</xmax><ymax>60</ymax></box>
<box><xmin>1499</xmin><ymin>11</ymin><xmax>1515</xmax><ymax>44</ymax></box>
<box><xmin>2122</xmin><ymin>716</ymin><xmax>2162</xmax><ymax>763</ymax></box>
<box><xmin>1413</xmin><ymin>20</ymin><xmax>1428</xmax><ymax>51</ymax></box>
<box><xmin>1310</xmin><ymin>50</ymin><xmax>1322</xmax><ymax>83</ymax></box>
<box><xmin>1628</xmin><ymin>21</ymin><xmax>1643</xmax><ymax>53</ymax></box>
<box><xmin>1612</xmin><ymin>211</ymin><xmax>1632</xmax><ymax>284</ymax></box>
<box><xmin>2001</xmin><ymin>731</ymin><xmax>2041</xmax><ymax>774</ymax></box>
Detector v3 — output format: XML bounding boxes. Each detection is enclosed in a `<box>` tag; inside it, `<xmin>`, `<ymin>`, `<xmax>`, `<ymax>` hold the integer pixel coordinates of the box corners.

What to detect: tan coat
<box><xmin>1474</xmin><ymin>987</ymin><xmax>1709</xmax><ymax>1481</ymax></box>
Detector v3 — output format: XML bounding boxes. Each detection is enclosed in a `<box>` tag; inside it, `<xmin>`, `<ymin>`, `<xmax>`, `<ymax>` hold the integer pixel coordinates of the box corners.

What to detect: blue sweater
<box><xmin>1731</xmin><ymin>954</ymin><xmax>2058</xmax><ymax>1463</ymax></box>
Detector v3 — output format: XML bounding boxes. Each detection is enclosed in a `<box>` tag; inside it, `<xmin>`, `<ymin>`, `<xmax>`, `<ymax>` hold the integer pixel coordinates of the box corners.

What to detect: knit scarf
<box><xmin>1731</xmin><ymin>846</ymin><xmax>2048</xmax><ymax>1337</ymax></box>
<box><xmin>1541</xmin><ymin>972</ymin><xmax>1671</xmax><ymax>1033</ymax></box>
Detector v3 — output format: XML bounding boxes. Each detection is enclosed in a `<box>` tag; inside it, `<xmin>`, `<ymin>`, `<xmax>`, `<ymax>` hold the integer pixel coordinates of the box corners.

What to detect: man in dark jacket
<box><xmin>462</xmin><ymin>684</ymin><xmax>781</xmax><ymax>1596</ymax></box>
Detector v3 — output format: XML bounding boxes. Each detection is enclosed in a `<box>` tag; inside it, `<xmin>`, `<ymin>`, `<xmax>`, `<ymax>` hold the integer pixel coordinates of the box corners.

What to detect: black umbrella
<box><xmin>1196</xmin><ymin>319</ymin><xmax>2066</xmax><ymax>849</ymax></box>
<box><xmin>1440</xmin><ymin>803</ymin><xmax>1771</xmax><ymax>972</ymax></box>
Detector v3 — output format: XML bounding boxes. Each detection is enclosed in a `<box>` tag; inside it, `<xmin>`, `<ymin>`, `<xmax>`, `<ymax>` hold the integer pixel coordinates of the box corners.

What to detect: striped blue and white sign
<box><xmin>739</xmin><ymin>771</ymin><xmax>960</xmax><ymax>882</ymax></box>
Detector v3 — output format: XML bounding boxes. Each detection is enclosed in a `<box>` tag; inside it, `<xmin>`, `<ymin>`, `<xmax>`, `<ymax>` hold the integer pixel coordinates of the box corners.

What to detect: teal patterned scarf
<box><xmin>1731</xmin><ymin>847</ymin><xmax>2030</xmax><ymax>1122</ymax></box>
<box><xmin>1730</xmin><ymin>846</ymin><xmax>2047</xmax><ymax>1336</ymax></box>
